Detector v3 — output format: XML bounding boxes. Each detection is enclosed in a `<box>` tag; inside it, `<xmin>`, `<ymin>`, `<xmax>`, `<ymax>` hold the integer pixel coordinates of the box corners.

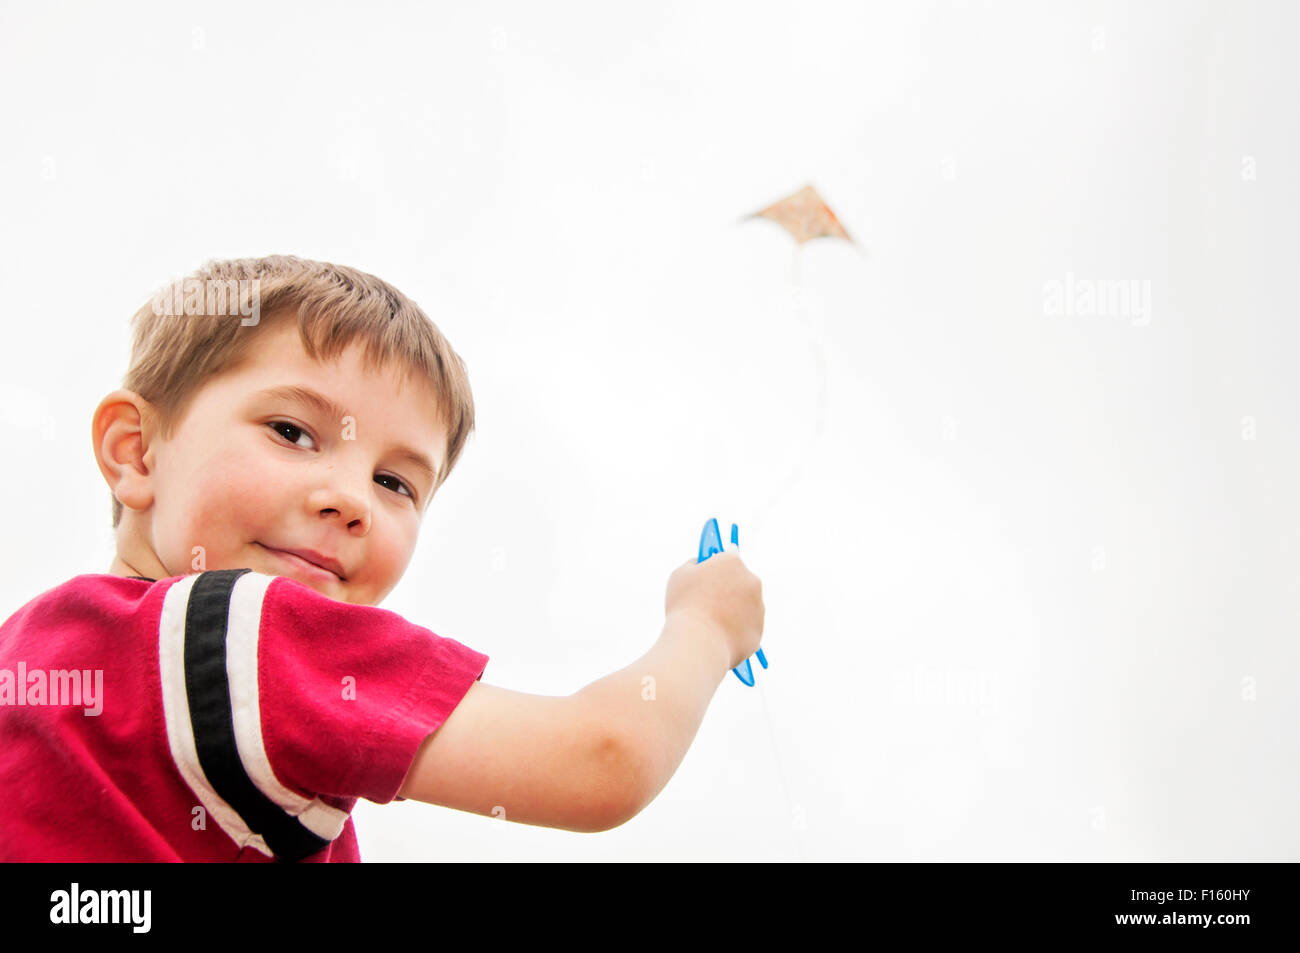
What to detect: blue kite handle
<box><xmin>696</xmin><ymin>518</ymin><xmax>767</xmax><ymax>686</ymax></box>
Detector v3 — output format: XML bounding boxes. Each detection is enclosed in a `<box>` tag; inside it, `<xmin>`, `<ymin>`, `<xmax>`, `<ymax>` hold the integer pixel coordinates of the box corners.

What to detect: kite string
<box><xmin>750</xmin><ymin>242</ymin><xmax>829</xmax><ymax>543</ymax></box>
<box><xmin>754</xmin><ymin>669</ymin><xmax>808</xmax><ymax>861</ymax></box>
<box><xmin>745</xmin><ymin>239</ymin><xmax>823</xmax><ymax>861</ymax></box>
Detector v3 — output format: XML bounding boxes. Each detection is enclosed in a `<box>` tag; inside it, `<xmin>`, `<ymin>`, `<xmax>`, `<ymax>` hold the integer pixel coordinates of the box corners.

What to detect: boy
<box><xmin>0</xmin><ymin>255</ymin><xmax>765</xmax><ymax>861</ymax></box>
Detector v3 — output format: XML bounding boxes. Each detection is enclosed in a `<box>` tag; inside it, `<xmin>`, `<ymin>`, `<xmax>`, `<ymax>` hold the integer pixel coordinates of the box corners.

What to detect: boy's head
<box><xmin>92</xmin><ymin>255</ymin><xmax>475</xmax><ymax>606</ymax></box>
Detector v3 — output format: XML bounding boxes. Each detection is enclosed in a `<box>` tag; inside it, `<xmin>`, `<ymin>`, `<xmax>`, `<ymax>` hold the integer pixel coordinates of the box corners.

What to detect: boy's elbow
<box><xmin>585</xmin><ymin>728</ymin><xmax>650</xmax><ymax>833</ymax></box>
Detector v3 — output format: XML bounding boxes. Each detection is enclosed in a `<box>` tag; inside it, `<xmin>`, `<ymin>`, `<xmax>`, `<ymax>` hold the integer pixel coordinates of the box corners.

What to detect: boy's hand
<box><xmin>664</xmin><ymin>551</ymin><xmax>765</xmax><ymax>672</ymax></box>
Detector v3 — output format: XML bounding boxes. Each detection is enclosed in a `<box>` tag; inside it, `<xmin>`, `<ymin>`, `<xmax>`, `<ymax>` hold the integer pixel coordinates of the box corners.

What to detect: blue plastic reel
<box><xmin>696</xmin><ymin>518</ymin><xmax>769</xmax><ymax>686</ymax></box>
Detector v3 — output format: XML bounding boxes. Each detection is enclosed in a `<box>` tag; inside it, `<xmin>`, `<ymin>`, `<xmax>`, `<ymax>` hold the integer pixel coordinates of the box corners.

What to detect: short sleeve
<box><xmin>253</xmin><ymin>574</ymin><xmax>489</xmax><ymax>802</ymax></box>
<box><xmin>157</xmin><ymin>569</ymin><xmax>488</xmax><ymax>861</ymax></box>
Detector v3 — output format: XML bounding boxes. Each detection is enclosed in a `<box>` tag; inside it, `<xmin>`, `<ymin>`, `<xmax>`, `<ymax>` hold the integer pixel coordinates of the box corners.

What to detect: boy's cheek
<box><xmin>163</xmin><ymin>467</ymin><xmax>271</xmax><ymax>569</ymax></box>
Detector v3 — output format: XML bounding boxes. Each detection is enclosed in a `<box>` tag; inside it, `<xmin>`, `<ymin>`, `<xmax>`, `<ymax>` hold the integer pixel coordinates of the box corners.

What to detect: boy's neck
<box><xmin>108</xmin><ymin>551</ymin><xmax>162</xmax><ymax>581</ymax></box>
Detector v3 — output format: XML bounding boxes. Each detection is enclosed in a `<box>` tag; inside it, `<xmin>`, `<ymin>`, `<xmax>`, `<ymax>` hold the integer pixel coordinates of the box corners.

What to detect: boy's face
<box><xmin>99</xmin><ymin>316</ymin><xmax>450</xmax><ymax>606</ymax></box>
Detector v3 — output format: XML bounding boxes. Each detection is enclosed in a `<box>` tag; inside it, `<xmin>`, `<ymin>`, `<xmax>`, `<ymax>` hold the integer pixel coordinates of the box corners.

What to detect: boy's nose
<box><xmin>308</xmin><ymin>480</ymin><xmax>371</xmax><ymax>533</ymax></box>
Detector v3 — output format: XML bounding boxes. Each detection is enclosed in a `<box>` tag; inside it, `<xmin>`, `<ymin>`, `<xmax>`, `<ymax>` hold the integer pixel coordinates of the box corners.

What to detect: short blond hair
<box><xmin>111</xmin><ymin>254</ymin><xmax>475</xmax><ymax>528</ymax></box>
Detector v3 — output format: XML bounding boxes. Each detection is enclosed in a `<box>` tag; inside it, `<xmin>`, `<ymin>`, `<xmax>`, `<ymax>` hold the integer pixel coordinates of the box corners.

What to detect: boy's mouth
<box><xmin>255</xmin><ymin>542</ymin><xmax>346</xmax><ymax>581</ymax></box>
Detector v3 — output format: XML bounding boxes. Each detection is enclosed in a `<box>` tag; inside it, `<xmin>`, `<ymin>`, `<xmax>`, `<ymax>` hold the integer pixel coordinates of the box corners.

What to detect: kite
<box><xmin>747</xmin><ymin>183</ymin><xmax>855</xmax><ymax>245</ymax></box>
<box><xmin>744</xmin><ymin>183</ymin><xmax>862</xmax><ymax>285</ymax></box>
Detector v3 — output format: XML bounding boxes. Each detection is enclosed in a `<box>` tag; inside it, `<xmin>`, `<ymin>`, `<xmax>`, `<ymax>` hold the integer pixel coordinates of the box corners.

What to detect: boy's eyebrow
<box><xmin>252</xmin><ymin>384</ymin><xmax>442</xmax><ymax>485</ymax></box>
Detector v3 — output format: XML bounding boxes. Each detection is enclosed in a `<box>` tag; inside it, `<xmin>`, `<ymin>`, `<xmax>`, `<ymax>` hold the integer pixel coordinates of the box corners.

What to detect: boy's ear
<box><xmin>92</xmin><ymin>389</ymin><xmax>157</xmax><ymax>515</ymax></box>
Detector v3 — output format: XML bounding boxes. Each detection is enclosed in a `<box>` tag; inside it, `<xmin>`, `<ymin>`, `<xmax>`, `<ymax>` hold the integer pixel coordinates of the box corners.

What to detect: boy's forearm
<box><xmin>575</xmin><ymin>611</ymin><xmax>730</xmax><ymax>824</ymax></box>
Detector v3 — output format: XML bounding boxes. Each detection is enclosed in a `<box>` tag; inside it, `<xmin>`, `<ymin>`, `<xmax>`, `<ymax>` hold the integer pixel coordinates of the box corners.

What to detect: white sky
<box><xmin>1</xmin><ymin>0</ymin><xmax>1297</xmax><ymax>860</ymax></box>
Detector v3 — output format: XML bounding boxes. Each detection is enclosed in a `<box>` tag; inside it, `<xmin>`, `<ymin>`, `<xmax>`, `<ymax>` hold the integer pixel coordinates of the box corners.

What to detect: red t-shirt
<box><xmin>0</xmin><ymin>569</ymin><xmax>489</xmax><ymax>861</ymax></box>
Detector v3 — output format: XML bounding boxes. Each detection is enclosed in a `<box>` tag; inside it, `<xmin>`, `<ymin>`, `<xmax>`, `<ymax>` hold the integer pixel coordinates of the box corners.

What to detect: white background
<box><xmin>1</xmin><ymin>0</ymin><xmax>1296</xmax><ymax>861</ymax></box>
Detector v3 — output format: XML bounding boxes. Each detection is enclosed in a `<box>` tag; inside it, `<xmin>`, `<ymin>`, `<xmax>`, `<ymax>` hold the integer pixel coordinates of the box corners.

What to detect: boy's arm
<box><xmin>396</xmin><ymin>682</ymin><xmax>631</xmax><ymax>833</ymax></box>
<box><xmin>397</xmin><ymin>611</ymin><xmax>730</xmax><ymax>832</ymax></box>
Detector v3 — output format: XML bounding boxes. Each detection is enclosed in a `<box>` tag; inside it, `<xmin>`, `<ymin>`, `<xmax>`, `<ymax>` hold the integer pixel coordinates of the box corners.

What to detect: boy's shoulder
<box><xmin>12</xmin><ymin>568</ymin><xmax>373</xmax><ymax>613</ymax></box>
<box><xmin>2</xmin><ymin>568</ymin><xmax>476</xmax><ymax>675</ymax></box>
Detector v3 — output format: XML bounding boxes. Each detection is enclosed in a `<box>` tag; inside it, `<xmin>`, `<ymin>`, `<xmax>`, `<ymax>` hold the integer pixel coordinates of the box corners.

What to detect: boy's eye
<box><xmin>375</xmin><ymin>474</ymin><xmax>415</xmax><ymax>500</ymax></box>
<box><xmin>269</xmin><ymin>420</ymin><xmax>315</xmax><ymax>449</ymax></box>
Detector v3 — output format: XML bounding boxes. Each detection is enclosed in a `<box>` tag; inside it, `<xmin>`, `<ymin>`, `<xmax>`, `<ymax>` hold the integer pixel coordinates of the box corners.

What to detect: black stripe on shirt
<box><xmin>182</xmin><ymin>569</ymin><xmax>331</xmax><ymax>862</ymax></box>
